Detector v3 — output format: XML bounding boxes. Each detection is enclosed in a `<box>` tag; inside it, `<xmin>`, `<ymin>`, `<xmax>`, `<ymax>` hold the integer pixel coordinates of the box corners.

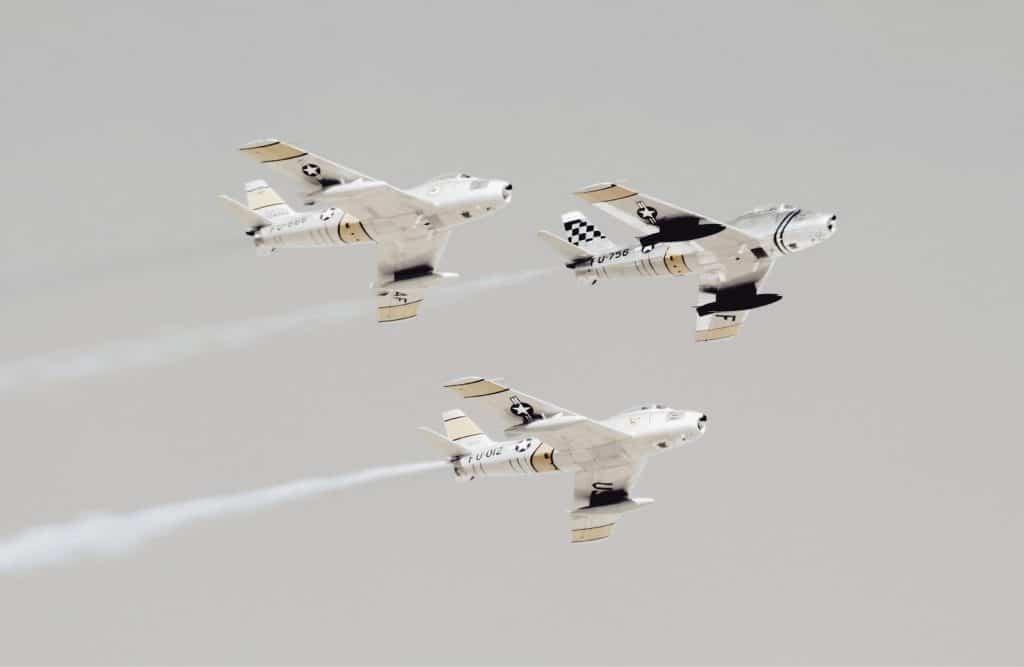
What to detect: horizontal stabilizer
<box><xmin>537</xmin><ymin>230</ymin><xmax>592</xmax><ymax>266</ymax></box>
<box><xmin>217</xmin><ymin>194</ymin><xmax>270</xmax><ymax>231</ymax></box>
<box><xmin>417</xmin><ymin>427</ymin><xmax>471</xmax><ymax>460</ymax></box>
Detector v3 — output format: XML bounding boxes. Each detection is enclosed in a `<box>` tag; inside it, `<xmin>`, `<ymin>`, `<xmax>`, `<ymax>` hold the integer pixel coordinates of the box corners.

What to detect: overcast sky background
<box><xmin>1</xmin><ymin>1</ymin><xmax>1021</xmax><ymax>664</ymax></box>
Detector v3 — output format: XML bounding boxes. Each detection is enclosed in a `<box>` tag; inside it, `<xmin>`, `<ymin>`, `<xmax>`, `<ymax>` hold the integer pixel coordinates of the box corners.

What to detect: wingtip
<box><xmin>574</xmin><ymin>182</ymin><xmax>616</xmax><ymax>195</ymax></box>
<box><xmin>238</xmin><ymin>138</ymin><xmax>281</xmax><ymax>151</ymax></box>
<box><xmin>443</xmin><ymin>376</ymin><xmax>485</xmax><ymax>388</ymax></box>
<box><xmin>574</xmin><ymin>182</ymin><xmax>638</xmax><ymax>204</ymax></box>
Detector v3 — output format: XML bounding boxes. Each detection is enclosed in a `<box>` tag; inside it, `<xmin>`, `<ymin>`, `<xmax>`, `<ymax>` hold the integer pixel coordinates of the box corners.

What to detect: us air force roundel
<box><xmin>636</xmin><ymin>201</ymin><xmax>659</xmax><ymax>225</ymax></box>
<box><xmin>301</xmin><ymin>163</ymin><xmax>321</xmax><ymax>179</ymax></box>
<box><xmin>509</xmin><ymin>396</ymin><xmax>537</xmax><ymax>424</ymax></box>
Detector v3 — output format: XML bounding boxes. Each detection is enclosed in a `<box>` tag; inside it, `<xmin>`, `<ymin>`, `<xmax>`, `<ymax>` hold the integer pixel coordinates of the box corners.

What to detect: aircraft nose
<box><xmin>697</xmin><ymin>413</ymin><xmax>708</xmax><ymax>433</ymax></box>
<box><xmin>501</xmin><ymin>181</ymin><xmax>512</xmax><ymax>202</ymax></box>
<box><xmin>826</xmin><ymin>213</ymin><xmax>837</xmax><ymax>232</ymax></box>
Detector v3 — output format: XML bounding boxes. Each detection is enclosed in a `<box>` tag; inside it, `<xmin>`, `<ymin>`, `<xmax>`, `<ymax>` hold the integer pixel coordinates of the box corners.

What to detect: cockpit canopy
<box><xmin>434</xmin><ymin>172</ymin><xmax>474</xmax><ymax>180</ymax></box>
<box><xmin>626</xmin><ymin>403</ymin><xmax>669</xmax><ymax>411</ymax></box>
<box><xmin>738</xmin><ymin>203</ymin><xmax>797</xmax><ymax>219</ymax></box>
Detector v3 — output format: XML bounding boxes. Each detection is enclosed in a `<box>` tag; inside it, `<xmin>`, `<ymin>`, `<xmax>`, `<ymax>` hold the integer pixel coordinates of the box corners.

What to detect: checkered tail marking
<box><xmin>564</xmin><ymin>217</ymin><xmax>608</xmax><ymax>247</ymax></box>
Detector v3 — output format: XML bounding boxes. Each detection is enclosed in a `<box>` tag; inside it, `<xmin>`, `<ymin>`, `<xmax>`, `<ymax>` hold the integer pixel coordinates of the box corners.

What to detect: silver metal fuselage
<box><xmin>572</xmin><ymin>206</ymin><xmax>837</xmax><ymax>285</ymax></box>
<box><xmin>452</xmin><ymin>407</ymin><xmax>707</xmax><ymax>481</ymax></box>
<box><xmin>252</xmin><ymin>175</ymin><xmax>512</xmax><ymax>253</ymax></box>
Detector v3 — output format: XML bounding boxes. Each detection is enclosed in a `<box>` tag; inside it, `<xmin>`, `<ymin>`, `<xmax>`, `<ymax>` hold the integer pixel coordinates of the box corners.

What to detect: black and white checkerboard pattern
<box><xmin>564</xmin><ymin>218</ymin><xmax>607</xmax><ymax>247</ymax></box>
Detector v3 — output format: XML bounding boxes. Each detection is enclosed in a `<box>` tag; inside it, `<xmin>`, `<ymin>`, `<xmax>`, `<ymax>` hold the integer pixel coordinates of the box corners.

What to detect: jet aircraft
<box><xmin>420</xmin><ymin>377</ymin><xmax>708</xmax><ymax>543</ymax></box>
<box><xmin>539</xmin><ymin>183</ymin><xmax>838</xmax><ymax>341</ymax></box>
<box><xmin>220</xmin><ymin>139</ymin><xmax>513</xmax><ymax>322</ymax></box>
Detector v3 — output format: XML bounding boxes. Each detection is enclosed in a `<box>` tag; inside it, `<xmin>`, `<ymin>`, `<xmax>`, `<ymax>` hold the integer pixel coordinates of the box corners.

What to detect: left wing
<box><xmin>375</xmin><ymin>230</ymin><xmax>450</xmax><ymax>323</ymax></box>
<box><xmin>693</xmin><ymin>256</ymin><xmax>777</xmax><ymax>342</ymax></box>
<box><xmin>575</xmin><ymin>182</ymin><xmax>760</xmax><ymax>261</ymax></box>
<box><xmin>570</xmin><ymin>463</ymin><xmax>652</xmax><ymax>543</ymax></box>
<box><xmin>443</xmin><ymin>377</ymin><xmax>627</xmax><ymax>449</ymax></box>
<box><xmin>239</xmin><ymin>138</ymin><xmax>430</xmax><ymax>222</ymax></box>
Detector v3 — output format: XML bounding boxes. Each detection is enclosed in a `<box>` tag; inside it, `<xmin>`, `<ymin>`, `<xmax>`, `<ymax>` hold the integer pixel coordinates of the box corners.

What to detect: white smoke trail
<box><xmin>0</xmin><ymin>460</ymin><xmax>447</xmax><ymax>575</ymax></box>
<box><xmin>0</xmin><ymin>268</ymin><xmax>551</xmax><ymax>395</ymax></box>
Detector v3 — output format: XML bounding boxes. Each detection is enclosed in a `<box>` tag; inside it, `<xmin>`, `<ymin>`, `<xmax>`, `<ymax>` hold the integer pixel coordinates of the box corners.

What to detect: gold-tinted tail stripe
<box><xmin>444</xmin><ymin>415</ymin><xmax>484</xmax><ymax>441</ymax></box>
<box><xmin>246</xmin><ymin>186</ymin><xmax>285</xmax><ymax>211</ymax></box>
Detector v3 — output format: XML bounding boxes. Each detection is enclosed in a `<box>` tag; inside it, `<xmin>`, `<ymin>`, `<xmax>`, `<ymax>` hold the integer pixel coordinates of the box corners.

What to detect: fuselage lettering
<box><xmin>596</xmin><ymin>248</ymin><xmax>630</xmax><ymax>264</ymax></box>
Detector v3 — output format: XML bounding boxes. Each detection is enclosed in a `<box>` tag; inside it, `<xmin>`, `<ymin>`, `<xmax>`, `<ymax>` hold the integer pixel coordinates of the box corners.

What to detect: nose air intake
<box><xmin>697</xmin><ymin>414</ymin><xmax>708</xmax><ymax>432</ymax></box>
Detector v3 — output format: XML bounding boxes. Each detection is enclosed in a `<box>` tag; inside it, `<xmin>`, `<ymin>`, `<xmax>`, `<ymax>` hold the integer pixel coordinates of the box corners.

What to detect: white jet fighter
<box><xmin>420</xmin><ymin>377</ymin><xmax>708</xmax><ymax>543</ymax></box>
<box><xmin>219</xmin><ymin>139</ymin><xmax>513</xmax><ymax>323</ymax></box>
<box><xmin>539</xmin><ymin>183</ymin><xmax>838</xmax><ymax>341</ymax></box>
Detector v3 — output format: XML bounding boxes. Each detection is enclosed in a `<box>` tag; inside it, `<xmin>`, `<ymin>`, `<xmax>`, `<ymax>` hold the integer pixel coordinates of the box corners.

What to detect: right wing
<box><xmin>239</xmin><ymin>138</ymin><xmax>430</xmax><ymax>222</ymax></box>
<box><xmin>570</xmin><ymin>463</ymin><xmax>652</xmax><ymax>543</ymax></box>
<box><xmin>375</xmin><ymin>230</ymin><xmax>451</xmax><ymax>323</ymax></box>
<box><xmin>693</xmin><ymin>253</ymin><xmax>776</xmax><ymax>342</ymax></box>
<box><xmin>217</xmin><ymin>194</ymin><xmax>269</xmax><ymax>230</ymax></box>
<box><xmin>443</xmin><ymin>377</ymin><xmax>627</xmax><ymax>449</ymax></box>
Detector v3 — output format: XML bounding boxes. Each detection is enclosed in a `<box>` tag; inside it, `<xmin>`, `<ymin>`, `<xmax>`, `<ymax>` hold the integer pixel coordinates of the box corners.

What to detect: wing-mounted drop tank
<box><xmin>696</xmin><ymin>284</ymin><xmax>782</xmax><ymax>316</ymax></box>
<box><xmin>374</xmin><ymin>265</ymin><xmax>459</xmax><ymax>291</ymax></box>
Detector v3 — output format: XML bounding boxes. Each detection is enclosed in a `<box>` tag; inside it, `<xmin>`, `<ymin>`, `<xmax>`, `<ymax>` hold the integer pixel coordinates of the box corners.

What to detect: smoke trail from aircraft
<box><xmin>0</xmin><ymin>268</ymin><xmax>551</xmax><ymax>396</ymax></box>
<box><xmin>0</xmin><ymin>460</ymin><xmax>447</xmax><ymax>575</ymax></box>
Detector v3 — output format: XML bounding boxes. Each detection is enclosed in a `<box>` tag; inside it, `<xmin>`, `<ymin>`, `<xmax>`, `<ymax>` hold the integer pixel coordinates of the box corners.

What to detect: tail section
<box><xmin>441</xmin><ymin>409</ymin><xmax>493</xmax><ymax>448</ymax></box>
<box><xmin>537</xmin><ymin>230</ymin><xmax>593</xmax><ymax>266</ymax></box>
<box><xmin>417</xmin><ymin>426</ymin><xmax>471</xmax><ymax>460</ymax></box>
<box><xmin>244</xmin><ymin>179</ymin><xmax>294</xmax><ymax>220</ymax></box>
<box><xmin>561</xmin><ymin>211</ymin><xmax>617</xmax><ymax>255</ymax></box>
<box><xmin>217</xmin><ymin>194</ymin><xmax>270</xmax><ymax>233</ymax></box>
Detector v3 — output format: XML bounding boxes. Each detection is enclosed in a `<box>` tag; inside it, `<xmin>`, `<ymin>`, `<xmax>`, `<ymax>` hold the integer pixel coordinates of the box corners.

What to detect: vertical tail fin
<box><xmin>442</xmin><ymin>409</ymin><xmax>492</xmax><ymax>448</ymax></box>
<box><xmin>245</xmin><ymin>179</ymin><xmax>294</xmax><ymax>219</ymax></box>
<box><xmin>562</xmin><ymin>211</ymin><xmax>617</xmax><ymax>254</ymax></box>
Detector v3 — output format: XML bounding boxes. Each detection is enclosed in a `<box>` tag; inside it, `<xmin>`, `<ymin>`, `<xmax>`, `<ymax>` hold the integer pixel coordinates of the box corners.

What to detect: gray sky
<box><xmin>1</xmin><ymin>1</ymin><xmax>1021</xmax><ymax>663</ymax></box>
